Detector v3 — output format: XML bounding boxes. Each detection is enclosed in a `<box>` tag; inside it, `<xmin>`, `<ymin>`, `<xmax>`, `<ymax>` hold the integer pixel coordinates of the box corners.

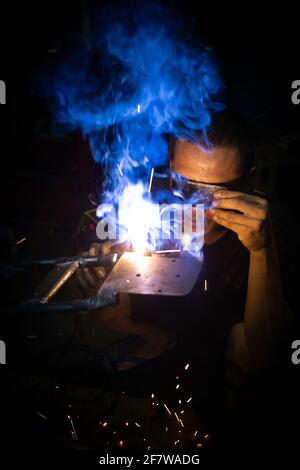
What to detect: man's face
<box><xmin>172</xmin><ymin>140</ymin><xmax>242</xmax><ymax>235</ymax></box>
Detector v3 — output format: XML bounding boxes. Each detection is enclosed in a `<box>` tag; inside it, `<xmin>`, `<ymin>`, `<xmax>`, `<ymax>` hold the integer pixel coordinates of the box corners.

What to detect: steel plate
<box><xmin>98</xmin><ymin>251</ymin><xmax>202</xmax><ymax>297</ymax></box>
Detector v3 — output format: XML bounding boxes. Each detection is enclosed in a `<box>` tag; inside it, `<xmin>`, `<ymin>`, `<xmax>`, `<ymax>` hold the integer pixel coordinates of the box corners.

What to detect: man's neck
<box><xmin>204</xmin><ymin>229</ymin><xmax>228</xmax><ymax>246</ymax></box>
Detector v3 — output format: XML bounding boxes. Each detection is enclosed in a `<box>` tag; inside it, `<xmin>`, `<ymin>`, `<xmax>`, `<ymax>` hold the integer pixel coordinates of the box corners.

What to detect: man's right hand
<box><xmin>77</xmin><ymin>241</ymin><xmax>113</xmax><ymax>295</ymax></box>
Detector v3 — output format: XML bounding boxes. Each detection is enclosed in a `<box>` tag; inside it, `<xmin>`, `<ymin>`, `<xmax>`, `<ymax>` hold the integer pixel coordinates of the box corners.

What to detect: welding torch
<box><xmin>13</xmin><ymin>252</ymin><xmax>119</xmax><ymax>269</ymax></box>
<box><xmin>0</xmin><ymin>251</ymin><xmax>121</xmax><ymax>317</ymax></box>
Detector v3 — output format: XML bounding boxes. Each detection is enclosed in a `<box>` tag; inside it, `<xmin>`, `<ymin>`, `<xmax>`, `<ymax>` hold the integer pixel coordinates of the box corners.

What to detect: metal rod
<box><xmin>13</xmin><ymin>253</ymin><xmax>119</xmax><ymax>269</ymax></box>
<box><xmin>39</xmin><ymin>261</ymin><xmax>79</xmax><ymax>304</ymax></box>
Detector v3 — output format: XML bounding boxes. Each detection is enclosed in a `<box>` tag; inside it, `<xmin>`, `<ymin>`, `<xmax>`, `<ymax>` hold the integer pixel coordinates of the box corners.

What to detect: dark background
<box><xmin>0</xmin><ymin>0</ymin><xmax>299</xmax><ymax>464</ymax></box>
<box><xmin>0</xmin><ymin>1</ymin><xmax>299</xmax><ymax>276</ymax></box>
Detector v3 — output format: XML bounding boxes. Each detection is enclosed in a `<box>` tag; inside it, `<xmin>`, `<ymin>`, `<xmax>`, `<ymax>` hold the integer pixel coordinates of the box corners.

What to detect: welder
<box><xmin>77</xmin><ymin>110</ymin><xmax>295</xmax><ymax>443</ymax></box>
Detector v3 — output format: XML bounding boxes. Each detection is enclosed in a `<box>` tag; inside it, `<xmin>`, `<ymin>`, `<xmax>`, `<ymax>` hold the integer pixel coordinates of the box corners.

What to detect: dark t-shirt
<box><xmin>121</xmin><ymin>203</ymin><xmax>297</xmax><ymax>426</ymax></box>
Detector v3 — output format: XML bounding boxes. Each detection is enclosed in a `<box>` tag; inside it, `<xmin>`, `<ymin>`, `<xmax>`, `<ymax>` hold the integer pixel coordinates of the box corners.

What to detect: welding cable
<box><xmin>2</xmin><ymin>291</ymin><xmax>118</xmax><ymax>317</ymax></box>
<box><xmin>58</xmin><ymin>346</ymin><xmax>122</xmax><ymax>406</ymax></box>
<box><xmin>30</xmin><ymin>331</ymin><xmax>125</xmax><ymax>433</ymax></box>
<box><xmin>30</xmin><ymin>315</ymin><xmax>83</xmax><ymax>405</ymax></box>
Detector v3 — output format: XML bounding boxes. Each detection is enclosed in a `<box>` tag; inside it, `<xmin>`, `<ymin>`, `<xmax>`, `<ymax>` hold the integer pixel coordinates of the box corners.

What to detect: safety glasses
<box><xmin>170</xmin><ymin>173</ymin><xmax>246</xmax><ymax>208</ymax></box>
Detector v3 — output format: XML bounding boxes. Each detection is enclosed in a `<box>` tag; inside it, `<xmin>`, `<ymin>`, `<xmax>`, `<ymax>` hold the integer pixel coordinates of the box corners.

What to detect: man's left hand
<box><xmin>210</xmin><ymin>190</ymin><xmax>271</xmax><ymax>252</ymax></box>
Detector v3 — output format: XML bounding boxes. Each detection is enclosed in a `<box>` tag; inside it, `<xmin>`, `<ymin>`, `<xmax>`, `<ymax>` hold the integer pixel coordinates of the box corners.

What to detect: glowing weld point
<box><xmin>137</xmin><ymin>103</ymin><xmax>141</xmax><ymax>113</ymax></box>
<box><xmin>187</xmin><ymin>397</ymin><xmax>192</xmax><ymax>403</ymax></box>
<box><xmin>112</xmin><ymin>253</ymin><xmax>118</xmax><ymax>263</ymax></box>
<box><xmin>182</xmin><ymin>233</ymin><xmax>192</xmax><ymax>248</ymax></box>
<box><xmin>163</xmin><ymin>404</ymin><xmax>172</xmax><ymax>415</ymax></box>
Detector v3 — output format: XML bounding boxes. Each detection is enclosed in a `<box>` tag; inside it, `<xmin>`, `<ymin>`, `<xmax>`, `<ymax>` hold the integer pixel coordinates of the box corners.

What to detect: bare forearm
<box><xmin>244</xmin><ymin>241</ymin><xmax>291</xmax><ymax>369</ymax></box>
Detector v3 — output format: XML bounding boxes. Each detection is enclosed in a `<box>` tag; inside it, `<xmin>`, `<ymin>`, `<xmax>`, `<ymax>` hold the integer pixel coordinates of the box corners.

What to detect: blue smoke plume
<box><xmin>45</xmin><ymin>2</ymin><xmax>224</xmax><ymax>202</ymax></box>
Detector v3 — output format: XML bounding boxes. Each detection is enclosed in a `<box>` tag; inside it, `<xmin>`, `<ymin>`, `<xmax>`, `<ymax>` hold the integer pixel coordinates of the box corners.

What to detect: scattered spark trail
<box><xmin>154</xmin><ymin>249</ymin><xmax>181</xmax><ymax>254</ymax></box>
<box><xmin>16</xmin><ymin>237</ymin><xmax>27</xmax><ymax>245</ymax></box>
<box><xmin>117</xmin><ymin>163</ymin><xmax>124</xmax><ymax>176</ymax></box>
<box><xmin>164</xmin><ymin>404</ymin><xmax>172</xmax><ymax>415</ymax></box>
<box><xmin>67</xmin><ymin>415</ymin><xmax>78</xmax><ymax>441</ymax></box>
<box><xmin>148</xmin><ymin>167</ymin><xmax>154</xmax><ymax>192</ymax></box>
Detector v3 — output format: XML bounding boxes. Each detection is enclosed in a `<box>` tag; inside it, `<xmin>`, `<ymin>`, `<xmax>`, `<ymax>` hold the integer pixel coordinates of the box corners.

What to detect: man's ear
<box><xmin>243</xmin><ymin>167</ymin><xmax>257</xmax><ymax>193</ymax></box>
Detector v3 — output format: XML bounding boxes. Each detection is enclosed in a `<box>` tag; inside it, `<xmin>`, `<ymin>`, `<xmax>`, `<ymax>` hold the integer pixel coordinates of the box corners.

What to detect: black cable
<box><xmin>3</xmin><ymin>291</ymin><xmax>118</xmax><ymax>317</ymax></box>
<box><xmin>31</xmin><ymin>315</ymin><xmax>82</xmax><ymax>399</ymax></box>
